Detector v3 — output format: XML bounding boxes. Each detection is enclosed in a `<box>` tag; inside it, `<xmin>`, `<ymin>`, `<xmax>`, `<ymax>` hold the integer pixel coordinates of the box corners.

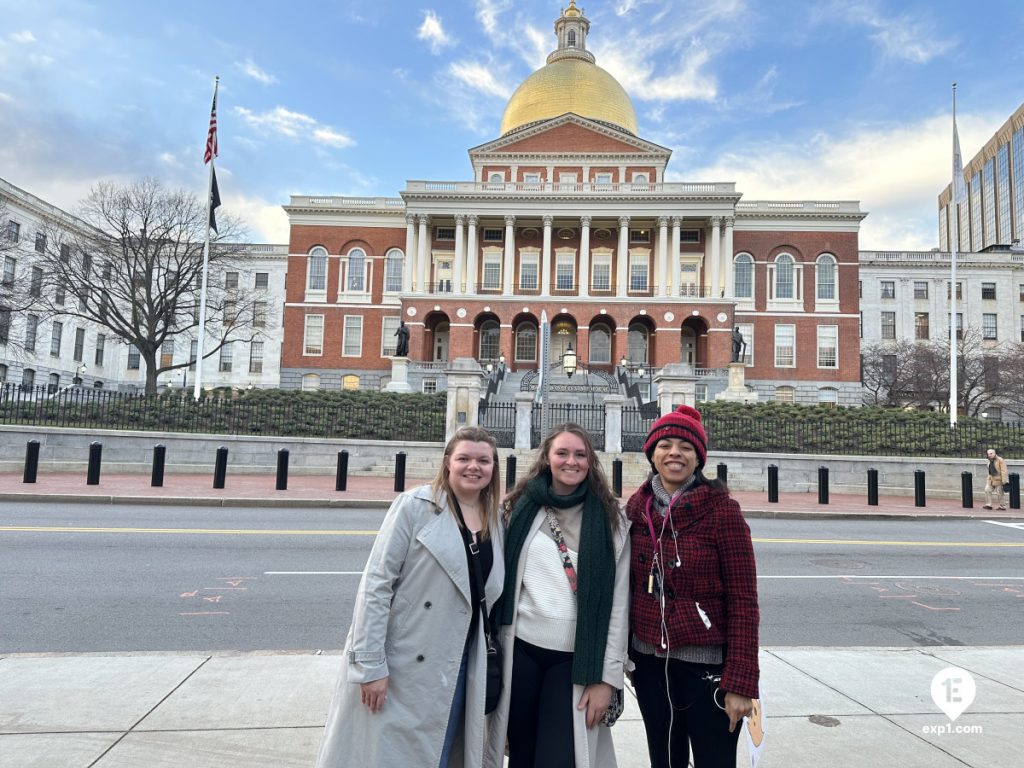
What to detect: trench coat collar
<box><xmin>410</xmin><ymin>485</ymin><xmax>473</xmax><ymax>605</ymax></box>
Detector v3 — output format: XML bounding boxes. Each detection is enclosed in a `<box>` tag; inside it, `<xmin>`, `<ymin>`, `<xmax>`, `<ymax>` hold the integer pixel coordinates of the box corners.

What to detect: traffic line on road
<box><xmin>984</xmin><ymin>520</ymin><xmax>1024</xmax><ymax>530</ymax></box>
<box><xmin>752</xmin><ymin>537</ymin><xmax>1024</xmax><ymax>548</ymax></box>
<box><xmin>0</xmin><ymin>526</ymin><xmax>379</xmax><ymax>536</ymax></box>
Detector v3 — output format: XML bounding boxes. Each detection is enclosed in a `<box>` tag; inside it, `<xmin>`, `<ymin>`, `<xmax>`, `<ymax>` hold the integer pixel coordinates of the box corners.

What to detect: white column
<box><xmin>658</xmin><ymin>216</ymin><xmax>669</xmax><ymax>297</ymax></box>
<box><xmin>671</xmin><ymin>217</ymin><xmax>682</xmax><ymax>297</ymax></box>
<box><xmin>466</xmin><ymin>215</ymin><xmax>478</xmax><ymax>294</ymax></box>
<box><xmin>617</xmin><ymin>216</ymin><xmax>630</xmax><ymax>296</ymax></box>
<box><xmin>542</xmin><ymin>215</ymin><xmax>553</xmax><ymax>294</ymax></box>
<box><xmin>503</xmin><ymin>215</ymin><xmax>516</xmax><ymax>296</ymax></box>
<box><xmin>417</xmin><ymin>214</ymin><xmax>429</xmax><ymax>293</ymax></box>
<box><xmin>454</xmin><ymin>214</ymin><xmax>465</xmax><ymax>293</ymax></box>
<box><xmin>723</xmin><ymin>216</ymin><xmax>735</xmax><ymax>298</ymax></box>
<box><xmin>709</xmin><ymin>216</ymin><xmax>722</xmax><ymax>298</ymax></box>
<box><xmin>404</xmin><ymin>214</ymin><xmax>416</xmax><ymax>291</ymax></box>
<box><xmin>579</xmin><ymin>216</ymin><xmax>591</xmax><ymax>299</ymax></box>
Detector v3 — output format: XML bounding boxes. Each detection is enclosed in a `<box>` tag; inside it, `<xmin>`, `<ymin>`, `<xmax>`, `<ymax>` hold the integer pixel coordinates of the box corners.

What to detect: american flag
<box><xmin>204</xmin><ymin>87</ymin><xmax>218</xmax><ymax>164</ymax></box>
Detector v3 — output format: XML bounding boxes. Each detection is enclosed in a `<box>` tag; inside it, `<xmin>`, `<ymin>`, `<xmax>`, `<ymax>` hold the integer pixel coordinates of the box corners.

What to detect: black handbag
<box><xmin>452</xmin><ymin>498</ymin><xmax>503</xmax><ymax>714</ymax></box>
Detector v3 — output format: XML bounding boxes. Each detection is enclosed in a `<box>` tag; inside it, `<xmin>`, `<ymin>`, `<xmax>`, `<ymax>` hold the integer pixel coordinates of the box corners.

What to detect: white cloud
<box><xmin>0</xmin><ymin>92</ymin><xmax>13</xmax><ymax>103</ymax></box>
<box><xmin>237</xmin><ymin>58</ymin><xmax>278</xmax><ymax>85</ymax></box>
<box><xmin>829</xmin><ymin>2</ymin><xmax>956</xmax><ymax>63</ymax></box>
<box><xmin>417</xmin><ymin>10</ymin><xmax>453</xmax><ymax>54</ymax></box>
<box><xmin>233</xmin><ymin>106</ymin><xmax>355</xmax><ymax>149</ymax></box>
<box><xmin>226</xmin><ymin>192</ymin><xmax>290</xmax><ymax>243</ymax></box>
<box><xmin>598</xmin><ymin>39</ymin><xmax>718</xmax><ymax>102</ymax></box>
<box><xmin>448</xmin><ymin>61</ymin><xmax>512</xmax><ymax>100</ymax></box>
<box><xmin>9</xmin><ymin>30</ymin><xmax>36</xmax><ymax>44</ymax></box>
<box><xmin>476</xmin><ymin>0</ymin><xmax>512</xmax><ymax>36</ymax></box>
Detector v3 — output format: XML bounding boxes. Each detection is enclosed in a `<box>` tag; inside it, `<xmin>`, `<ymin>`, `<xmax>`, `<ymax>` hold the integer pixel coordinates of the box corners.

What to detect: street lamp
<box><xmin>498</xmin><ymin>353</ymin><xmax>506</xmax><ymax>366</ymax></box>
<box><xmin>73</xmin><ymin>364</ymin><xmax>86</xmax><ymax>386</ymax></box>
<box><xmin>562</xmin><ymin>343</ymin><xmax>577</xmax><ymax>378</ymax></box>
<box><xmin>486</xmin><ymin>362</ymin><xmax>494</xmax><ymax>374</ymax></box>
<box><xmin>177</xmin><ymin>367</ymin><xmax>188</xmax><ymax>391</ymax></box>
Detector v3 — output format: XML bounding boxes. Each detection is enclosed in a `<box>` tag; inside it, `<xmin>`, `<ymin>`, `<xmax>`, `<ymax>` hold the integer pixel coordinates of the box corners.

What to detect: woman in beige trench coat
<box><xmin>316</xmin><ymin>427</ymin><xmax>505</xmax><ymax>768</ymax></box>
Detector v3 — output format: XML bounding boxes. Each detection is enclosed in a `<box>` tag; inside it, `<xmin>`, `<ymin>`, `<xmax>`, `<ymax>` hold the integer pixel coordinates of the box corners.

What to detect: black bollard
<box><xmin>335</xmin><ymin>450</ymin><xmax>349</xmax><ymax>492</ymax></box>
<box><xmin>717</xmin><ymin>462</ymin><xmax>728</xmax><ymax>486</ymax></box>
<box><xmin>960</xmin><ymin>471</ymin><xmax>973</xmax><ymax>508</ymax></box>
<box><xmin>1010</xmin><ymin>473</ymin><xmax>1021</xmax><ymax>510</ymax></box>
<box><xmin>817</xmin><ymin>466</ymin><xmax>829</xmax><ymax>504</ymax></box>
<box><xmin>276</xmin><ymin>448</ymin><xmax>289</xmax><ymax>491</ymax></box>
<box><xmin>867</xmin><ymin>468</ymin><xmax>879</xmax><ymax>506</ymax></box>
<box><xmin>505</xmin><ymin>454</ymin><xmax>516</xmax><ymax>494</ymax></box>
<box><xmin>23</xmin><ymin>440</ymin><xmax>40</xmax><ymax>484</ymax></box>
<box><xmin>394</xmin><ymin>452</ymin><xmax>406</xmax><ymax>493</ymax></box>
<box><xmin>767</xmin><ymin>464</ymin><xmax>778</xmax><ymax>503</ymax></box>
<box><xmin>87</xmin><ymin>442</ymin><xmax>102</xmax><ymax>485</ymax></box>
<box><xmin>151</xmin><ymin>445</ymin><xmax>166</xmax><ymax>488</ymax></box>
<box><xmin>213</xmin><ymin>446</ymin><xmax>228</xmax><ymax>489</ymax></box>
<box><xmin>914</xmin><ymin>470</ymin><xmax>926</xmax><ymax>507</ymax></box>
<box><xmin>612</xmin><ymin>458</ymin><xmax>623</xmax><ymax>498</ymax></box>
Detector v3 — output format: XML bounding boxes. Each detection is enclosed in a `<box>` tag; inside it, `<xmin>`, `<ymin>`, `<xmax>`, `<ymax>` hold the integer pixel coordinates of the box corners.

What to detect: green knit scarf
<box><xmin>498</xmin><ymin>471</ymin><xmax>615</xmax><ymax>686</ymax></box>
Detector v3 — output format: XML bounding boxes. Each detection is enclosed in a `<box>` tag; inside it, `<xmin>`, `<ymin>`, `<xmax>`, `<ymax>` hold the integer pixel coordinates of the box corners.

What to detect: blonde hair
<box><xmin>431</xmin><ymin>426</ymin><xmax>501</xmax><ymax>539</ymax></box>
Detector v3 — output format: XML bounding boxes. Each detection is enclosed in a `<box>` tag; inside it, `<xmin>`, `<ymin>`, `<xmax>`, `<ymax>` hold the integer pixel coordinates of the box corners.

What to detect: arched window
<box><xmin>734</xmin><ymin>254</ymin><xmax>753</xmax><ymax>298</ymax></box>
<box><xmin>479</xmin><ymin>320</ymin><xmax>500</xmax><ymax>361</ymax></box>
<box><xmin>0</xmin><ymin>363</ymin><xmax>7</xmax><ymax>382</ymax></box>
<box><xmin>816</xmin><ymin>254</ymin><xmax>836</xmax><ymax>300</ymax></box>
<box><xmin>774</xmin><ymin>254</ymin><xmax>794</xmax><ymax>299</ymax></box>
<box><xmin>775</xmin><ymin>385</ymin><xmax>795</xmax><ymax>403</ymax></box>
<box><xmin>515</xmin><ymin>323</ymin><xmax>537</xmax><ymax>362</ymax></box>
<box><xmin>347</xmin><ymin>248</ymin><xmax>365</xmax><ymax>292</ymax></box>
<box><xmin>47</xmin><ymin>372</ymin><xmax>60</xmax><ymax>393</ymax></box>
<box><xmin>343</xmin><ymin>374</ymin><xmax>360</xmax><ymax>390</ymax></box>
<box><xmin>627</xmin><ymin>323</ymin><xmax>649</xmax><ymax>363</ymax></box>
<box><xmin>22</xmin><ymin>368</ymin><xmax>35</xmax><ymax>389</ymax></box>
<box><xmin>589</xmin><ymin>323</ymin><xmax>611</xmax><ymax>363</ymax></box>
<box><xmin>384</xmin><ymin>248</ymin><xmax>404</xmax><ymax>292</ymax></box>
<box><xmin>301</xmin><ymin>373</ymin><xmax>321</xmax><ymax>391</ymax></box>
<box><xmin>307</xmin><ymin>247</ymin><xmax>327</xmax><ymax>291</ymax></box>
<box><xmin>567</xmin><ymin>29</ymin><xmax>577</xmax><ymax>47</ymax></box>
<box><xmin>817</xmin><ymin>387</ymin><xmax>838</xmax><ymax>407</ymax></box>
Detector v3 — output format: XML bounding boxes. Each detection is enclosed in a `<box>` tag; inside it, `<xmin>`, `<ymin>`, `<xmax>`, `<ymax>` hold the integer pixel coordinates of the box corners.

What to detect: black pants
<box><xmin>507</xmin><ymin>637</ymin><xmax>575</xmax><ymax>768</ymax></box>
<box><xmin>631</xmin><ymin>651</ymin><xmax>741</xmax><ymax>768</ymax></box>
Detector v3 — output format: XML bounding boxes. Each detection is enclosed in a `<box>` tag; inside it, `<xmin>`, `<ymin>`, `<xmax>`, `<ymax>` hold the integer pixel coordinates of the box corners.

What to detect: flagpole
<box><xmin>194</xmin><ymin>76</ymin><xmax>218</xmax><ymax>400</ymax></box>
<box><xmin>949</xmin><ymin>83</ymin><xmax>960</xmax><ymax>427</ymax></box>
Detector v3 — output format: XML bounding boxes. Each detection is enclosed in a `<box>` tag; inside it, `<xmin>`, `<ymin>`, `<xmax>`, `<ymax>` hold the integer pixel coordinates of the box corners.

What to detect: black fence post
<box><xmin>506</xmin><ymin>454</ymin><xmax>516</xmax><ymax>494</ymax></box>
<box><xmin>151</xmin><ymin>445</ymin><xmax>166</xmax><ymax>488</ymax></box>
<box><xmin>612</xmin><ymin>458</ymin><xmax>623</xmax><ymax>498</ymax></box>
<box><xmin>767</xmin><ymin>464</ymin><xmax>778</xmax><ymax>503</ymax></box>
<box><xmin>335</xmin><ymin>450</ymin><xmax>349</xmax><ymax>492</ymax></box>
<box><xmin>213</xmin><ymin>446</ymin><xmax>228</xmax><ymax>489</ymax></box>
<box><xmin>717</xmin><ymin>462</ymin><xmax>728</xmax><ymax>486</ymax></box>
<box><xmin>817</xmin><ymin>466</ymin><xmax>829</xmax><ymax>505</ymax></box>
<box><xmin>867</xmin><ymin>468</ymin><xmax>879</xmax><ymax>506</ymax></box>
<box><xmin>87</xmin><ymin>442</ymin><xmax>102</xmax><ymax>485</ymax></box>
<box><xmin>394</xmin><ymin>452</ymin><xmax>406</xmax><ymax>493</ymax></box>
<box><xmin>23</xmin><ymin>440</ymin><xmax>40</xmax><ymax>484</ymax></box>
<box><xmin>1010</xmin><ymin>473</ymin><xmax>1021</xmax><ymax>510</ymax></box>
<box><xmin>960</xmin><ymin>471</ymin><xmax>973</xmax><ymax>508</ymax></box>
<box><xmin>276</xmin><ymin>448</ymin><xmax>289</xmax><ymax>491</ymax></box>
<box><xmin>914</xmin><ymin>469</ymin><xmax>926</xmax><ymax>507</ymax></box>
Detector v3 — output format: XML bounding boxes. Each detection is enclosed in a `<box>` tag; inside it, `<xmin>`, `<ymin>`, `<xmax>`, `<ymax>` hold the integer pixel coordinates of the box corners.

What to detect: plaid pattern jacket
<box><xmin>626</xmin><ymin>478</ymin><xmax>760</xmax><ymax>699</ymax></box>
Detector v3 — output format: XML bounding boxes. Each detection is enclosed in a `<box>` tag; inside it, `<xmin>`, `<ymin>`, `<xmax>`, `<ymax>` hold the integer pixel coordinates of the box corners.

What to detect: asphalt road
<box><xmin>1</xmin><ymin>501</ymin><xmax>1022</xmax><ymax>653</ymax></box>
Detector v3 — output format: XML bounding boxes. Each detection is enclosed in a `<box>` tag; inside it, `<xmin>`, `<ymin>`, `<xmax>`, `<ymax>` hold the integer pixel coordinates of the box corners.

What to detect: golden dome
<box><xmin>564</xmin><ymin>0</ymin><xmax>582</xmax><ymax>18</ymax></box>
<box><xmin>500</xmin><ymin>57</ymin><xmax>638</xmax><ymax>136</ymax></box>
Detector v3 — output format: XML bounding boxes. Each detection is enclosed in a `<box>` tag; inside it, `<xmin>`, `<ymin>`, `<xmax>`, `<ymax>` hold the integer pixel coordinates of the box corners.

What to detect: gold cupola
<box><xmin>499</xmin><ymin>2</ymin><xmax>638</xmax><ymax>136</ymax></box>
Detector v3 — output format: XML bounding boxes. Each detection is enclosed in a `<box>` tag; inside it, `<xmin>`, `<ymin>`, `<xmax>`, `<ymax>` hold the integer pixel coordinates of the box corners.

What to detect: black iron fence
<box><xmin>0</xmin><ymin>384</ymin><xmax>447</xmax><ymax>442</ymax></box>
<box><xmin>532</xmin><ymin>402</ymin><xmax>605</xmax><ymax>450</ymax></box>
<box><xmin>478</xmin><ymin>400</ymin><xmax>516</xmax><ymax>448</ymax></box>
<box><xmin>623</xmin><ymin>406</ymin><xmax>657</xmax><ymax>452</ymax></box>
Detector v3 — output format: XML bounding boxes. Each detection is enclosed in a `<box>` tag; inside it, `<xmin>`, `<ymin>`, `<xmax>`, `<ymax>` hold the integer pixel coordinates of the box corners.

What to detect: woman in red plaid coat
<box><xmin>626</xmin><ymin>405</ymin><xmax>759</xmax><ymax>768</ymax></box>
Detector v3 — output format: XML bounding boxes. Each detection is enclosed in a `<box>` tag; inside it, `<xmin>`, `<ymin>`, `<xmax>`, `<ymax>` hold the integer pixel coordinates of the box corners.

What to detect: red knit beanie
<box><xmin>643</xmin><ymin>404</ymin><xmax>708</xmax><ymax>469</ymax></box>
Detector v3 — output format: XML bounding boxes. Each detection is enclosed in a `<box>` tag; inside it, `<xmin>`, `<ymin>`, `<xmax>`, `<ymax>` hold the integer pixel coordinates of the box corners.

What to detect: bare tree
<box><xmin>35</xmin><ymin>178</ymin><xmax>252</xmax><ymax>393</ymax></box>
<box><xmin>999</xmin><ymin>343</ymin><xmax>1024</xmax><ymax>419</ymax></box>
<box><xmin>955</xmin><ymin>327</ymin><xmax>1007</xmax><ymax>418</ymax></box>
<box><xmin>860</xmin><ymin>341</ymin><xmax>917</xmax><ymax>406</ymax></box>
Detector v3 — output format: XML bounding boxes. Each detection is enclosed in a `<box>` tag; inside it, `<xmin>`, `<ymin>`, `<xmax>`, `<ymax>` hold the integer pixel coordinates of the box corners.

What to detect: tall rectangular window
<box><xmin>307</xmin><ymin>249</ymin><xmax>327</xmax><ymax>291</ymax></box>
<box><xmin>947</xmin><ymin>281</ymin><xmax>963</xmax><ymax>300</ymax></box>
<box><xmin>343</xmin><ymin>316</ymin><xmax>363</xmax><ymax>357</ymax></box>
<box><xmin>30</xmin><ymin>266</ymin><xmax>42</xmax><ymax>297</ymax></box>
<box><xmin>346</xmin><ymin>250</ymin><xmax>366</xmax><ymax>292</ymax></box>
<box><xmin>224</xmin><ymin>271</ymin><xmax>239</xmax><ymax>289</ymax></box>
<box><xmin>384</xmin><ymin>253</ymin><xmax>403</xmax><ymax>292</ymax></box>
<box><xmin>816</xmin><ymin>325</ymin><xmax>838</xmax><ymax>368</ymax></box>
<box><xmin>50</xmin><ymin>321</ymin><xmax>63</xmax><ymax>357</ymax></box>
<box><xmin>519</xmin><ymin>253</ymin><xmax>538</xmax><ymax>290</ymax></box>
<box><xmin>94</xmin><ymin>334</ymin><xmax>105</xmax><ymax>366</ymax></box>
<box><xmin>303</xmin><ymin>314</ymin><xmax>324</xmax><ymax>356</ymax></box>
<box><xmin>160</xmin><ymin>341</ymin><xmax>174</xmax><ymax>367</ymax></box>
<box><xmin>2</xmin><ymin>256</ymin><xmax>15</xmax><ymax>285</ymax></box>
<box><xmin>880</xmin><ymin>311</ymin><xmax>896</xmax><ymax>340</ymax></box>
<box><xmin>0</xmin><ymin>306</ymin><xmax>10</xmax><ymax>343</ymax></box>
<box><xmin>254</xmin><ymin>272</ymin><xmax>269</xmax><ymax>289</ymax></box>
<box><xmin>127</xmin><ymin>346</ymin><xmax>140</xmax><ymax>370</ymax></box>
<box><xmin>25</xmin><ymin>315</ymin><xmax>39</xmax><ymax>352</ymax></box>
<box><xmin>628</xmin><ymin>253</ymin><xmax>649</xmax><ymax>292</ymax></box>
<box><xmin>982</xmin><ymin>313</ymin><xmax>998</xmax><ymax>340</ymax></box>
<box><xmin>34</xmin><ymin>232</ymin><xmax>46</xmax><ymax>253</ymax></box>
<box><xmin>6</xmin><ymin>221</ymin><xmax>19</xmax><ymax>242</ymax></box>
<box><xmin>914</xmin><ymin>312</ymin><xmax>929</xmax><ymax>340</ymax></box>
<box><xmin>218</xmin><ymin>341</ymin><xmax>234</xmax><ymax>372</ymax></box>
<box><xmin>381</xmin><ymin>316</ymin><xmax>401</xmax><ymax>357</ymax></box>
<box><xmin>73</xmin><ymin>327</ymin><xmax>85</xmax><ymax>361</ymax></box>
<box><xmin>482</xmin><ymin>253</ymin><xmax>501</xmax><ymax>289</ymax></box>
<box><xmin>913</xmin><ymin>281</ymin><xmax>928</xmax><ymax>299</ymax></box>
<box><xmin>555</xmin><ymin>254</ymin><xmax>574</xmax><ymax>290</ymax></box>
<box><xmin>190</xmin><ymin>340</ymin><xmax>198</xmax><ymax>369</ymax></box>
<box><xmin>249</xmin><ymin>341</ymin><xmax>264</xmax><ymax>373</ymax></box>
<box><xmin>981</xmin><ymin>282</ymin><xmax>996</xmax><ymax>300</ymax></box>
<box><xmin>253</xmin><ymin>301</ymin><xmax>267</xmax><ymax>328</ymax></box>
<box><xmin>591</xmin><ymin>254</ymin><xmax>611</xmax><ymax>291</ymax></box>
<box><xmin>1020</xmin><ymin>315</ymin><xmax>1024</xmax><ymax>343</ymax></box>
<box><xmin>880</xmin><ymin>280</ymin><xmax>895</xmax><ymax>299</ymax></box>
<box><xmin>774</xmin><ymin>324</ymin><xmax>795</xmax><ymax>367</ymax></box>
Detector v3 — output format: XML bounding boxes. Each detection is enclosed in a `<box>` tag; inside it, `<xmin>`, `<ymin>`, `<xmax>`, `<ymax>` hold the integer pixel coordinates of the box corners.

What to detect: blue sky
<box><xmin>1</xmin><ymin>0</ymin><xmax>1021</xmax><ymax>250</ymax></box>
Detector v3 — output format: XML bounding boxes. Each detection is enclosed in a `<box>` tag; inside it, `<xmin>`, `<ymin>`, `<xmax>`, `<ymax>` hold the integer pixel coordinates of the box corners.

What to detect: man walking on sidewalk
<box><xmin>984</xmin><ymin>448</ymin><xmax>1009</xmax><ymax>510</ymax></box>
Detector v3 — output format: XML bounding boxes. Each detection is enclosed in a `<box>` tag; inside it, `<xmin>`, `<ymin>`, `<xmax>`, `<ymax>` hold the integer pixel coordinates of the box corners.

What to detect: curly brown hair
<box><xmin>502</xmin><ymin>423</ymin><xmax>621</xmax><ymax>533</ymax></box>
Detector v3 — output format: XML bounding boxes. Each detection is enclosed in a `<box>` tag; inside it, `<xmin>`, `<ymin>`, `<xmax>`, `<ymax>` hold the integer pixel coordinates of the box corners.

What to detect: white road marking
<box><xmin>983</xmin><ymin>520</ymin><xmax>1024</xmax><ymax>530</ymax></box>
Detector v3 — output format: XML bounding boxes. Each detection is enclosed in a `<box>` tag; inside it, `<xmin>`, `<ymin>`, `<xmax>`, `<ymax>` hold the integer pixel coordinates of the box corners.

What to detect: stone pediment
<box><xmin>469</xmin><ymin>114</ymin><xmax>670</xmax><ymax>159</ymax></box>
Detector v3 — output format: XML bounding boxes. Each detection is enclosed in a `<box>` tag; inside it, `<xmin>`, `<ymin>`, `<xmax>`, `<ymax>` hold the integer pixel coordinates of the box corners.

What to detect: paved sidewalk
<box><xmin>1</xmin><ymin>470</ymin><xmax>1022</xmax><ymax>519</ymax></box>
<box><xmin>1</xmin><ymin>647</ymin><xmax>1021</xmax><ymax>767</ymax></box>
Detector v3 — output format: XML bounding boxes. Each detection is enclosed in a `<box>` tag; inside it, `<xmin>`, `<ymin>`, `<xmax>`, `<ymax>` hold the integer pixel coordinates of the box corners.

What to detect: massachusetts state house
<box><xmin>282</xmin><ymin>0</ymin><xmax>865</xmax><ymax>406</ymax></box>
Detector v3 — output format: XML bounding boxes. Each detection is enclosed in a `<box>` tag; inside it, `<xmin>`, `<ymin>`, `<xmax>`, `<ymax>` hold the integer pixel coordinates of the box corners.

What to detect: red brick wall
<box><xmin>500</xmin><ymin>123</ymin><xmax>646</xmax><ymax>153</ymax></box>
